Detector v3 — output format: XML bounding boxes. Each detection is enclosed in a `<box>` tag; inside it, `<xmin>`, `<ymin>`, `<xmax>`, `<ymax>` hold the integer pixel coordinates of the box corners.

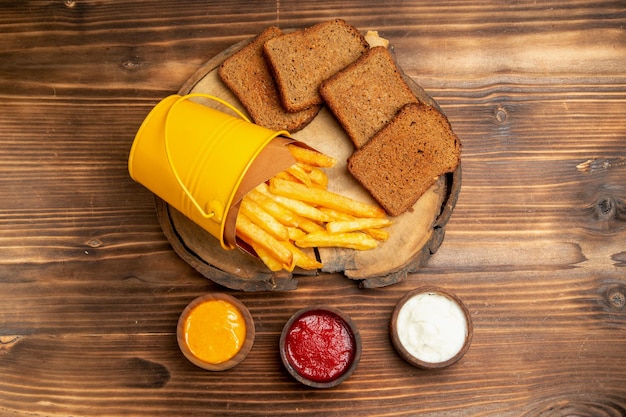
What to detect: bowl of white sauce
<box><xmin>390</xmin><ymin>287</ymin><xmax>472</xmax><ymax>369</ymax></box>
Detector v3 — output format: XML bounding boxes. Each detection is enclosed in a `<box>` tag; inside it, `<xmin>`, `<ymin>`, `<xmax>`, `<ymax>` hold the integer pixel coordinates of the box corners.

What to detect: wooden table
<box><xmin>1</xmin><ymin>1</ymin><xmax>625</xmax><ymax>415</ymax></box>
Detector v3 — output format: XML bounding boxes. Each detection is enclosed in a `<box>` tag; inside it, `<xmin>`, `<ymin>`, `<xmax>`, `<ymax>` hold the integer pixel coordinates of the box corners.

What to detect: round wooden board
<box><xmin>155</xmin><ymin>37</ymin><xmax>462</xmax><ymax>291</ymax></box>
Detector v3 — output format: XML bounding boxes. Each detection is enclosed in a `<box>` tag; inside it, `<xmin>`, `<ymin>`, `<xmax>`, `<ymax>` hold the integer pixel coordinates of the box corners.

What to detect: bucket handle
<box><xmin>164</xmin><ymin>93</ymin><xmax>252</xmax><ymax>220</ymax></box>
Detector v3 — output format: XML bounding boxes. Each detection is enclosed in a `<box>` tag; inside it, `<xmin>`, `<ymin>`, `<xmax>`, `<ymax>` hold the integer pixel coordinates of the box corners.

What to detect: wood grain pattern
<box><xmin>1</xmin><ymin>0</ymin><xmax>625</xmax><ymax>416</ymax></box>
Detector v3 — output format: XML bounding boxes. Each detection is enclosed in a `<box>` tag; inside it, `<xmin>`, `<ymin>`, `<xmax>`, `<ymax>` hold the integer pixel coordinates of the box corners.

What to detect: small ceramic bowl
<box><xmin>280</xmin><ymin>306</ymin><xmax>361</xmax><ymax>388</ymax></box>
<box><xmin>390</xmin><ymin>287</ymin><xmax>472</xmax><ymax>370</ymax></box>
<box><xmin>177</xmin><ymin>292</ymin><xmax>255</xmax><ymax>371</ymax></box>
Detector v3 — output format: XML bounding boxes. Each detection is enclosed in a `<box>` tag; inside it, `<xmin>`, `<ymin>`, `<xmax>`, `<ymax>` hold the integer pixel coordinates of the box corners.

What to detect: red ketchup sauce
<box><xmin>284</xmin><ymin>309</ymin><xmax>356</xmax><ymax>383</ymax></box>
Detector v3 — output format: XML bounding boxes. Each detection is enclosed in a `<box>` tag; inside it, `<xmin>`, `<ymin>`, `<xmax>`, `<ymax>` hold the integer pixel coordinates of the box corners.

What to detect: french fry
<box><xmin>282</xmin><ymin>240</ymin><xmax>324</xmax><ymax>270</ymax></box>
<box><xmin>319</xmin><ymin>209</ymin><xmax>389</xmax><ymax>240</ymax></box>
<box><xmin>269</xmin><ymin>177</ymin><xmax>386</xmax><ymax>219</ymax></box>
<box><xmin>285</xmin><ymin>164</ymin><xmax>313</xmax><ymax>187</ymax></box>
<box><xmin>274</xmin><ymin>170</ymin><xmax>300</xmax><ymax>183</ymax></box>
<box><xmin>295</xmin><ymin>162</ymin><xmax>314</xmax><ymax>173</ymax></box>
<box><xmin>283</xmin><ymin>163</ymin><xmax>329</xmax><ymax>189</ymax></box>
<box><xmin>292</xmin><ymin>216</ymin><xmax>326</xmax><ymax>233</ymax></box>
<box><xmin>326</xmin><ymin>218</ymin><xmax>392</xmax><ymax>234</ymax></box>
<box><xmin>287</xmin><ymin>144</ymin><xmax>336</xmax><ymax>167</ymax></box>
<box><xmin>240</xmin><ymin>197</ymin><xmax>289</xmax><ymax>241</ymax></box>
<box><xmin>319</xmin><ymin>207</ymin><xmax>355</xmax><ymax>221</ymax></box>
<box><xmin>236</xmin><ymin>213</ymin><xmax>293</xmax><ymax>268</ymax></box>
<box><xmin>251</xmin><ymin>217</ymin><xmax>320</xmax><ymax>234</ymax></box>
<box><xmin>365</xmin><ymin>228</ymin><xmax>390</xmax><ymax>241</ymax></box>
<box><xmin>269</xmin><ymin>193</ymin><xmax>331</xmax><ymax>223</ymax></box>
<box><xmin>250</xmin><ymin>187</ymin><xmax>325</xmax><ymax>233</ymax></box>
<box><xmin>246</xmin><ymin>188</ymin><xmax>300</xmax><ymax>227</ymax></box>
<box><xmin>295</xmin><ymin>231</ymin><xmax>379</xmax><ymax>250</ymax></box>
<box><xmin>287</xmin><ymin>227</ymin><xmax>307</xmax><ymax>241</ymax></box>
<box><xmin>253</xmin><ymin>181</ymin><xmax>272</xmax><ymax>194</ymax></box>
<box><xmin>251</xmin><ymin>244</ymin><xmax>284</xmax><ymax>272</ymax></box>
<box><xmin>307</xmin><ymin>167</ymin><xmax>329</xmax><ymax>189</ymax></box>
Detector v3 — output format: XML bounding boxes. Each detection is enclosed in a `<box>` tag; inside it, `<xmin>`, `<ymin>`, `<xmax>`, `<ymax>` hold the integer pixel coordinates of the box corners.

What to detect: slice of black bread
<box><xmin>347</xmin><ymin>102</ymin><xmax>461</xmax><ymax>217</ymax></box>
<box><xmin>218</xmin><ymin>27</ymin><xmax>320</xmax><ymax>132</ymax></box>
<box><xmin>263</xmin><ymin>19</ymin><xmax>369</xmax><ymax>113</ymax></box>
<box><xmin>320</xmin><ymin>46</ymin><xmax>418</xmax><ymax>149</ymax></box>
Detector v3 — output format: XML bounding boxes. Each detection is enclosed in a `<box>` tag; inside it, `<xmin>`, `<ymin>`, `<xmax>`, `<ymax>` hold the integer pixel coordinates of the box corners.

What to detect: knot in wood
<box><xmin>87</xmin><ymin>238</ymin><xmax>102</xmax><ymax>248</ymax></box>
<box><xmin>0</xmin><ymin>335</ymin><xmax>22</xmax><ymax>354</ymax></box>
<box><xmin>596</xmin><ymin>195</ymin><xmax>615</xmax><ymax>219</ymax></box>
<box><xmin>608</xmin><ymin>288</ymin><xmax>626</xmax><ymax>309</ymax></box>
<box><xmin>495</xmin><ymin>107</ymin><xmax>507</xmax><ymax>123</ymax></box>
<box><xmin>122</xmin><ymin>59</ymin><xmax>142</xmax><ymax>70</ymax></box>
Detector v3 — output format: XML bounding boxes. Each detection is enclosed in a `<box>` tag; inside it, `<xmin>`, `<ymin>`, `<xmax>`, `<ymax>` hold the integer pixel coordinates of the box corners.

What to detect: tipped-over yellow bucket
<box><xmin>128</xmin><ymin>94</ymin><xmax>294</xmax><ymax>249</ymax></box>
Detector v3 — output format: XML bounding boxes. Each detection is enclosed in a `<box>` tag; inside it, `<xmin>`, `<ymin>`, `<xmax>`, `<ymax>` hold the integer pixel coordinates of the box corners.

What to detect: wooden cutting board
<box><xmin>155</xmin><ymin>37</ymin><xmax>461</xmax><ymax>291</ymax></box>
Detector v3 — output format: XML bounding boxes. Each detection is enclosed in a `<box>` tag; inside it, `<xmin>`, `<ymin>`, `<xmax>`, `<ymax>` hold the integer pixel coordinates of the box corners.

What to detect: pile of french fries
<box><xmin>235</xmin><ymin>144</ymin><xmax>392</xmax><ymax>272</ymax></box>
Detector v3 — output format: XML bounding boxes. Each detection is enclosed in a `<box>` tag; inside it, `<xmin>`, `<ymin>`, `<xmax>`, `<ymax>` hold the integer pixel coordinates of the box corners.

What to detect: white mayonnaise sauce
<box><xmin>396</xmin><ymin>292</ymin><xmax>467</xmax><ymax>363</ymax></box>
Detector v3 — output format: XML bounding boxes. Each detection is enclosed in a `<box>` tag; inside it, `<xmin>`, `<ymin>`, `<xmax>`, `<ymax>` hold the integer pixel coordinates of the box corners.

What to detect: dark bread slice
<box><xmin>348</xmin><ymin>102</ymin><xmax>461</xmax><ymax>217</ymax></box>
<box><xmin>263</xmin><ymin>19</ymin><xmax>369</xmax><ymax>113</ymax></box>
<box><xmin>218</xmin><ymin>27</ymin><xmax>320</xmax><ymax>133</ymax></box>
<box><xmin>320</xmin><ymin>46</ymin><xmax>418</xmax><ymax>148</ymax></box>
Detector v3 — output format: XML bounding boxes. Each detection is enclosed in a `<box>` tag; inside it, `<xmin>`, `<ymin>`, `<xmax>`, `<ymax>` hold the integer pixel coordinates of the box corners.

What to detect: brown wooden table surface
<box><xmin>1</xmin><ymin>1</ymin><xmax>625</xmax><ymax>416</ymax></box>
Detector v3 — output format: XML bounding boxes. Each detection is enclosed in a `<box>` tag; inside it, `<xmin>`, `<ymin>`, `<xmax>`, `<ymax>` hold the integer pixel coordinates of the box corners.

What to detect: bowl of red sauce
<box><xmin>280</xmin><ymin>306</ymin><xmax>361</xmax><ymax>388</ymax></box>
<box><xmin>177</xmin><ymin>292</ymin><xmax>255</xmax><ymax>371</ymax></box>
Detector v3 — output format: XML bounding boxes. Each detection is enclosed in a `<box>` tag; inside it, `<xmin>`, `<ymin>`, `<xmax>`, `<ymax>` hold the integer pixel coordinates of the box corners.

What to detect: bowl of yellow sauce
<box><xmin>177</xmin><ymin>293</ymin><xmax>255</xmax><ymax>371</ymax></box>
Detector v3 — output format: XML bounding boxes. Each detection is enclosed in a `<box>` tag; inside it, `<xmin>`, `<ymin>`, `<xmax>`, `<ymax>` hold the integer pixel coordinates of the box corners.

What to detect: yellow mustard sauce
<box><xmin>183</xmin><ymin>299</ymin><xmax>246</xmax><ymax>364</ymax></box>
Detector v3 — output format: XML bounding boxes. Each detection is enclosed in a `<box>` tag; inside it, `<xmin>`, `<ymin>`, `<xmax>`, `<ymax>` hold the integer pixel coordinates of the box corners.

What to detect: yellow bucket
<box><xmin>128</xmin><ymin>94</ymin><xmax>294</xmax><ymax>249</ymax></box>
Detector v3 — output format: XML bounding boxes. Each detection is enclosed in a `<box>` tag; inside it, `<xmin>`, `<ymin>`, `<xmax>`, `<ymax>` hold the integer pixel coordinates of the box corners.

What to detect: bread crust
<box><xmin>218</xmin><ymin>27</ymin><xmax>320</xmax><ymax>132</ymax></box>
<box><xmin>263</xmin><ymin>19</ymin><xmax>369</xmax><ymax>113</ymax></box>
<box><xmin>348</xmin><ymin>103</ymin><xmax>461</xmax><ymax>216</ymax></box>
